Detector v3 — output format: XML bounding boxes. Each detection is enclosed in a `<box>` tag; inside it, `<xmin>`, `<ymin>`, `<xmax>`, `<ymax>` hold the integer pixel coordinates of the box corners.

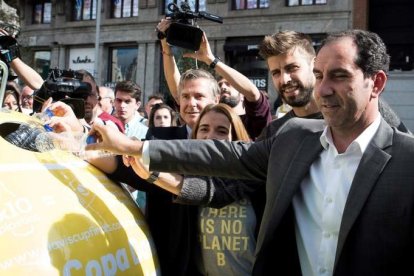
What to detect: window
<box><xmin>112</xmin><ymin>0</ymin><xmax>139</xmax><ymax>18</ymax></box>
<box><xmin>109</xmin><ymin>47</ymin><xmax>138</xmax><ymax>82</ymax></box>
<box><xmin>163</xmin><ymin>0</ymin><xmax>206</xmax><ymax>15</ymax></box>
<box><xmin>287</xmin><ymin>0</ymin><xmax>326</xmax><ymax>6</ymax></box>
<box><xmin>69</xmin><ymin>48</ymin><xmax>95</xmax><ymax>74</ymax></box>
<box><xmin>72</xmin><ymin>0</ymin><xmax>97</xmax><ymax>21</ymax></box>
<box><xmin>34</xmin><ymin>51</ymin><xmax>51</xmax><ymax>79</ymax></box>
<box><xmin>233</xmin><ymin>0</ymin><xmax>269</xmax><ymax>10</ymax></box>
<box><xmin>33</xmin><ymin>1</ymin><xmax>51</xmax><ymax>24</ymax></box>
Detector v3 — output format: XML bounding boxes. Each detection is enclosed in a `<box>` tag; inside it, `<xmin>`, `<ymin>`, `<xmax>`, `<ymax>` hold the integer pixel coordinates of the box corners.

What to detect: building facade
<box><xmin>10</xmin><ymin>0</ymin><xmax>414</xmax><ymax>130</ymax></box>
<box><xmin>14</xmin><ymin>0</ymin><xmax>351</xmax><ymax>105</ymax></box>
<box><xmin>353</xmin><ymin>0</ymin><xmax>414</xmax><ymax>131</ymax></box>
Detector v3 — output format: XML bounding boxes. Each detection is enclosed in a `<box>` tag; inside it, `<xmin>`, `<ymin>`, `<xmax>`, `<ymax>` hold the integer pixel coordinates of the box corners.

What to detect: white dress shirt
<box><xmin>292</xmin><ymin>115</ymin><xmax>381</xmax><ymax>276</ymax></box>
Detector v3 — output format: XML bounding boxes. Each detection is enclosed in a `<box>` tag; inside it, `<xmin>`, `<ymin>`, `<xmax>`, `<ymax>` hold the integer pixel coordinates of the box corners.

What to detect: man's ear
<box><xmin>371</xmin><ymin>70</ymin><xmax>387</xmax><ymax>98</ymax></box>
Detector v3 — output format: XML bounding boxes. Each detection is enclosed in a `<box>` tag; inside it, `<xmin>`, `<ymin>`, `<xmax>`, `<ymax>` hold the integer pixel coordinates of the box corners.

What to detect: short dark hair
<box><xmin>76</xmin><ymin>69</ymin><xmax>98</xmax><ymax>94</ymax></box>
<box><xmin>148</xmin><ymin>103</ymin><xmax>177</xmax><ymax>127</ymax></box>
<box><xmin>114</xmin><ymin>80</ymin><xmax>142</xmax><ymax>102</ymax></box>
<box><xmin>148</xmin><ymin>94</ymin><xmax>164</xmax><ymax>102</ymax></box>
<box><xmin>259</xmin><ymin>30</ymin><xmax>315</xmax><ymax>61</ymax></box>
<box><xmin>76</xmin><ymin>69</ymin><xmax>96</xmax><ymax>85</ymax></box>
<box><xmin>318</xmin><ymin>29</ymin><xmax>390</xmax><ymax>77</ymax></box>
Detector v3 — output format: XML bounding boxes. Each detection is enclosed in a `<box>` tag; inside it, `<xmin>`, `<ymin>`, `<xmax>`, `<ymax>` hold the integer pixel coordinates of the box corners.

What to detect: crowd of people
<box><xmin>1</xmin><ymin>20</ymin><xmax>414</xmax><ymax>276</ymax></box>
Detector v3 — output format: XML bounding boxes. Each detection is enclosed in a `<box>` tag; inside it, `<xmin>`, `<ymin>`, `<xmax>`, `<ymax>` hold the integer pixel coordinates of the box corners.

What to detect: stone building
<box><xmin>6</xmin><ymin>0</ymin><xmax>414</xmax><ymax>130</ymax></box>
<box><xmin>11</xmin><ymin>0</ymin><xmax>351</xmax><ymax>104</ymax></box>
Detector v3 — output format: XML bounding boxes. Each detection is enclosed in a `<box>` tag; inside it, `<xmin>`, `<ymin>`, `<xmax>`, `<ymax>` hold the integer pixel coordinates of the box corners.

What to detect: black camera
<box><xmin>165</xmin><ymin>2</ymin><xmax>223</xmax><ymax>51</ymax></box>
<box><xmin>33</xmin><ymin>69</ymin><xmax>91</xmax><ymax>118</ymax></box>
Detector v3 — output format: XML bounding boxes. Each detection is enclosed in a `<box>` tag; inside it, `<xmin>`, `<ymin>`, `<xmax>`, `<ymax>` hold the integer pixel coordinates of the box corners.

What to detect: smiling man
<box><xmin>145</xmin><ymin>69</ymin><xmax>219</xmax><ymax>141</ymax></box>
<box><xmin>20</xmin><ymin>85</ymin><xmax>34</xmax><ymax>113</ymax></box>
<box><xmin>257</xmin><ymin>31</ymin><xmax>409</xmax><ymax>139</ymax></box>
<box><xmin>176</xmin><ymin>69</ymin><xmax>220</xmax><ymax>132</ymax></box>
<box><xmin>157</xmin><ymin>18</ymin><xmax>271</xmax><ymax>140</ymax></box>
<box><xmin>257</xmin><ymin>31</ymin><xmax>322</xmax><ymax>139</ymax></box>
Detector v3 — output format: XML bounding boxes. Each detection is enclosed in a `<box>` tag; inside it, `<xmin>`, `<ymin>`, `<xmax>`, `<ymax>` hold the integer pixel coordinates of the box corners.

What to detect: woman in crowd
<box><xmin>127</xmin><ymin>103</ymin><xmax>264</xmax><ymax>276</ymax></box>
<box><xmin>148</xmin><ymin>103</ymin><xmax>177</xmax><ymax>127</ymax></box>
<box><xmin>2</xmin><ymin>87</ymin><xmax>22</xmax><ymax>112</ymax></box>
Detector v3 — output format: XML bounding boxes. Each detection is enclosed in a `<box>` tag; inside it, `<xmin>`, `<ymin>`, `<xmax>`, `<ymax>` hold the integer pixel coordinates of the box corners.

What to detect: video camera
<box><xmin>33</xmin><ymin>69</ymin><xmax>91</xmax><ymax>118</ymax></box>
<box><xmin>164</xmin><ymin>2</ymin><xmax>223</xmax><ymax>51</ymax></box>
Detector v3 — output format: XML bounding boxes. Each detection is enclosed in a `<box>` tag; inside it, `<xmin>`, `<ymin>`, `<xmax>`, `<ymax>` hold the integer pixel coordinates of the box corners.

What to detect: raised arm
<box><xmin>0</xmin><ymin>29</ymin><xmax>44</xmax><ymax>90</ymax></box>
<box><xmin>10</xmin><ymin>58</ymin><xmax>44</xmax><ymax>90</ymax></box>
<box><xmin>157</xmin><ymin>19</ymin><xmax>181</xmax><ymax>104</ymax></box>
<box><xmin>184</xmin><ymin>32</ymin><xmax>261</xmax><ymax>102</ymax></box>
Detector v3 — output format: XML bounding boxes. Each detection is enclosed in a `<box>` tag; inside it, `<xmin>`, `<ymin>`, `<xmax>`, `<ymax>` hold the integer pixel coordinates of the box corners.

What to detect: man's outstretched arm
<box><xmin>86</xmin><ymin>124</ymin><xmax>271</xmax><ymax>181</ymax></box>
<box><xmin>86</xmin><ymin>123</ymin><xmax>144</xmax><ymax>156</ymax></box>
<box><xmin>157</xmin><ymin>19</ymin><xmax>181</xmax><ymax>104</ymax></box>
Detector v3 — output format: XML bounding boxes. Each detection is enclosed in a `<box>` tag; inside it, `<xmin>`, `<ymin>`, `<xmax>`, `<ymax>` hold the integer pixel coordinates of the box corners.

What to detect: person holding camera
<box><xmin>75</xmin><ymin>69</ymin><xmax>125</xmax><ymax>133</ymax></box>
<box><xmin>157</xmin><ymin>19</ymin><xmax>272</xmax><ymax>140</ymax></box>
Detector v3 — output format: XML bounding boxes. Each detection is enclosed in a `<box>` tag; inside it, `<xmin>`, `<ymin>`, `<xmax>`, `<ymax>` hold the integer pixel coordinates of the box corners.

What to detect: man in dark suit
<box><xmin>89</xmin><ymin>30</ymin><xmax>414</xmax><ymax>275</ymax></box>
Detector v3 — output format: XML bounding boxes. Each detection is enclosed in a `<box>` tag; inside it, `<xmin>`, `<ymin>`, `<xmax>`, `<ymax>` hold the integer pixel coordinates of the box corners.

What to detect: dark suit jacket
<box><xmin>148</xmin><ymin>118</ymin><xmax>414</xmax><ymax>275</ymax></box>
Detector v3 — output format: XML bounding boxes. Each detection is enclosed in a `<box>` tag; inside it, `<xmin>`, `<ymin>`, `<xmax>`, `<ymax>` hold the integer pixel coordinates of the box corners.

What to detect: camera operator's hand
<box><xmin>158</xmin><ymin>18</ymin><xmax>174</xmax><ymax>55</ymax></box>
<box><xmin>156</xmin><ymin>18</ymin><xmax>172</xmax><ymax>37</ymax></box>
<box><xmin>183</xmin><ymin>32</ymin><xmax>215</xmax><ymax>65</ymax></box>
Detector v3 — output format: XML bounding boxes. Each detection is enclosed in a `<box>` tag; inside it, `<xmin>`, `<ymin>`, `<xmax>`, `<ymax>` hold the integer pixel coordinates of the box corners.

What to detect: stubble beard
<box><xmin>220</xmin><ymin>95</ymin><xmax>240</xmax><ymax>108</ymax></box>
<box><xmin>282</xmin><ymin>84</ymin><xmax>313</xmax><ymax>108</ymax></box>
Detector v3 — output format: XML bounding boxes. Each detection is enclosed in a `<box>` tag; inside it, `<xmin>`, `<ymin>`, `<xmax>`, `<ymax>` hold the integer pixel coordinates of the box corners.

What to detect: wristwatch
<box><xmin>157</xmin><ymin>30</ymin><xmax>167</xmax><ymax>40</ymax></box>
<box><xmin>146</xmin><ymin>171</ymin><xmax>160</xmax><ymax>183</ymax></box>
<box><xmin>209</xmin><ymin>56</ymin><xmax>221</xmax><ymax>69</ymax></box>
